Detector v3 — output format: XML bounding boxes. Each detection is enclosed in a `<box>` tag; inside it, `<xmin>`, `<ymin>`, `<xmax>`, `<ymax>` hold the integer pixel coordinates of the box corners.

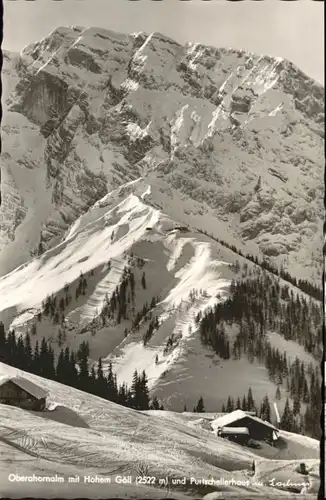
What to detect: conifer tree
<box><xmin>8</xmin><ymin>330</ymin><xmax>17</xmax><ymax>364</ymax></box>
<box><xmin>39</xmin><ymin>338</ymin><xmax>49</xmax><ymax>377</ymax></box>
<box><xmin>107</xmin><ymin>362</ymin><xmax>117</xmax><ymax>401</ymax></box>
<box><xmin>226</xmin><ymin>396</ymin><xmax>234</xmax><ymax>412</ymax></box>
<box><xmin>46</xmin><ymin>345</ymin><xmax>56</xmax><ymax>380</ymax></box>
<box><xmin>56</xmin><ymin>349</ymin><xmax>66</xmax><ymax>383</ymax></box>
<box><xmin>139</xmin><ymin>370</ymin><xmax>150</xmax><ymax>410</ymax></box>
<box><xmin>150</xmin><ymin>396</ymin><xmax>160</xmax><ymax>410</ymax></box>
<box><xmin>90</xmin><ymin>365</ymin><xmax>97</xmax><ymax>386</ymax></box>
<box><xmin>303</xmin><ymin>379</ymin><xmax>310</xmax><ymax>403</ymax></box>
<box><xmin>117</xmin><ymin>383</ymin><xmax>127</xmax><ymax>406</ymax></box>
<box><xmin>69</xmin><ymin>351</ymin><xmax>78</xmax><ymax>388</ymax></box>
<box><xmin>16</xmin><ymin>336</ymin><xmax>25</xmax><ymax>369</ymax></box>
<box><xmin>63</xmin><ymin>347</ymin><xmax>70</xmax><ymax>380</ymax></box>
<box><xmin>260</xmin><ymin>395</ymin><xmax>271</xmax><ymax>422</ymax></box>
<box><xmin>195</xmin><ymin>396</ymin><xmax>205</xmax><ymax>413</ymax></box>
<box><xmin>0</xmin><ymin>322</ymin><xmax>7</xmax><ymax>362</ymax></box>
<box><xmin>247</xmin><ymin>387</ymin><xmax>255</xmax><ymax>412</ymax></box>
<box><xmin>123</xmin><ymin>385</ymin><xmax>131</xmax><ymax>407</ymax></box>
<box><xmin>33</xmin><ymin>340</ymin><xmax>40</xmax><ymax>375</ymax></box>
<box><xmin>131</xmin><ymin>369</ymin><xmax>141</xmax><ymax>409</ymax></box>
<box><xmin>23</xmin><ymin>333</ymin><xmax>33</xmax><ymax>370</ymax></box>
<box><xmin>76</xmin><ymin>341</ymin><xmax>90</xmax><ymax>389</ymax></box>
<box><xmin>293</xmin><ymin>395</ymin><xmax>301</xmax><ymax>416</ymax></box>
<box><xmin>96</xmin><ymin>357</ymin><xmax>107</xmax><ymax>398</ymax></box>
<box><xmin>281</xmin><ymin>398</ymin><xmax>294</xmax><ymax>431</ymax></box>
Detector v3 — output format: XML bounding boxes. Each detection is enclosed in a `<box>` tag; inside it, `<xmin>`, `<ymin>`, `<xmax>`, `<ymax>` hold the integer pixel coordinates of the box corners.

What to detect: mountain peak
<box><xmin>0</xmin><ymin>26</ymin><xmax>323</xmax><ymax>283</ymax></box>
<box><xmin>0</xmin><ymin>28</ymin><xmax>322</xmax><ymax>483</ymax></box>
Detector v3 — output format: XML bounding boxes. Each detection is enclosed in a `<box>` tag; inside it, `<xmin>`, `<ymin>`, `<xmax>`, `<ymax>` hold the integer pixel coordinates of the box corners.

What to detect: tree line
<box><xmin>34</xmin><ymin>260</ymin><xmax>161</xmax><ymax>345</ymax></box>
<box><xmin>194</xmin><ymin>384</ymin><xmax>319</xmax><ymax>438</ymax></box>
<box><xmin>197</xmin><ymin>228</ymin><xmax>322</xmax><ymax>301</ymax></box>
<box><xmin>0</xmin><ymin>322</ymin><xmax>164</xmax><ymax>411</ymax></box>
<box><xmin>220</xmin><ymin>388</ymin><xmax>307</xmax><ymax>435</ymax></box>
<box><xmin>195</xmin><ymin>264</ymin><xmax>322</xmax><ymax>439</ymax></box>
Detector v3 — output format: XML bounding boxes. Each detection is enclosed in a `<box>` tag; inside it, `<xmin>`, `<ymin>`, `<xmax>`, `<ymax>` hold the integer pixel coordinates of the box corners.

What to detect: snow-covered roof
<box><xmin>211</xmin><ymin>410</ymin><xmax>278</xmax><ymax>432</ymax></box>
<box><xmin>219</xmin><ymin>427</ymin><xmax>249</xmax><ymax>435</ymax></box>
<box><xmin>0</xmin><ymin>375</ymin><xmax>48</xmax><ymax>400</ymax></box>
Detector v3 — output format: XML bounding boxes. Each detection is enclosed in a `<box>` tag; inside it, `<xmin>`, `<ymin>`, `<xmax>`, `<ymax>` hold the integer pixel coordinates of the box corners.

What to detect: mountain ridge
<box><xmin>0</xmin><ymin>26</ymin><xmax>323</xmax><ymax>283</ymax></box>
<box><xmin>0</xmin><ymin>180</ymin><xmax>322</xmax><ymax>422</ymax></box>
<box><xmin>0</xmin><ymin>27</ymin><xmax>323</xmax><ymax>439</ymax></box>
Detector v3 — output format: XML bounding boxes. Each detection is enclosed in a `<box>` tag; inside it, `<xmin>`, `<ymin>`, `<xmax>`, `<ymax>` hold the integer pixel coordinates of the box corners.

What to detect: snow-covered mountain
<box><xmin>0</xmin><ymin>362</ymin><xmax>320</xmax><ymax>499</ymax></box>
<box><xmin>0</xmin><ymin>26</ymin><xmax>323</xmax><ymax>417</ymax></box>
<box><xmin>0</xmin><ymin>26</ymin><xmax>324</xmax><ymax>283</ymax></box>
<box><xmin>0</xmin><ymin>178</ymin><xmax>321</xmax><ymax>415</ymax></box>
<box><xmin>0</xmin><ymin>179</ymin><xmax>259</xmax><ymax>410</ymax></box>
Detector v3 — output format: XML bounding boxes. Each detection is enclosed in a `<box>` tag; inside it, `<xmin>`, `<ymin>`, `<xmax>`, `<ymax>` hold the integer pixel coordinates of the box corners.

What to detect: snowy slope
<box><xmin>0</xmin><ymin>181</ymin><xmax>234</xmax><ymax>407</ymax></box>
<box><xmin>0</xmin><ymin>27</ymin><xmax>322</xmax><ymax>447</ymax></box>
<box><xmin>0</xmin><ymin>362</ymin><xmax>319</xmax><ymax>499</ymax></box>
<box><xmin>0</xmin><ymin>27</ymin><xmax>323</xmax><ymax>283</ymax></box>
<box><xmin>0</xmin><ymin>182</ymin><xmax>319</xmax><ymax>413</ymax></box>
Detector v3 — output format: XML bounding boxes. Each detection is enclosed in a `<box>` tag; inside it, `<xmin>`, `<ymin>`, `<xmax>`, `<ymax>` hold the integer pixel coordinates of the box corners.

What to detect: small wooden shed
<box><xmin>0</xmin><ymin>375</ymin><xmax>48</xmax><ymax>411</ymax></box>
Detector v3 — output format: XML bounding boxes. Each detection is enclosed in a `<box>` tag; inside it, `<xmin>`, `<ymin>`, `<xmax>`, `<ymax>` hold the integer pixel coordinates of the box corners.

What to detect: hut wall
<box><xmin>224</xmin><ymin>417</ymin><xmax>273</xmax><ymax>441</ymax></box>
<box><xmin>0</xmin><ymin>381</ymin><xmax>45</xmax><ymax>411</ymax></box>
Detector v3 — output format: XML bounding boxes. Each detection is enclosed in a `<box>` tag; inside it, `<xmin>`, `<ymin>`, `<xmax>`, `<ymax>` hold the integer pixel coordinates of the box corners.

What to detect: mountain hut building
<box><xmin>212</xmin><ymin>409</ymin><xmax>279</xmax><ymax>444</ymax></box>
<box><xmin>0</xmin><ymin>375</ymin><xmax>48</xmax><ymax>411</ymax></box>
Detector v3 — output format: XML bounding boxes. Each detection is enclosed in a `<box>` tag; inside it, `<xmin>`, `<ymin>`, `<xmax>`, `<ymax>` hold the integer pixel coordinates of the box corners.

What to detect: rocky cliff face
<box><xmin>0</xmin><ymin>26</ymin><xmax>323</xmax><ymax>281</ymax></box>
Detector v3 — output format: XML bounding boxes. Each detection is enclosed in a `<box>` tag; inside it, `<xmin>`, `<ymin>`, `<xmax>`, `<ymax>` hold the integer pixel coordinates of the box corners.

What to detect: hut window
<box><xmin>5</xmin><ymin>388</ymin><xmax>15</xmax><ymax>397</ymax></box>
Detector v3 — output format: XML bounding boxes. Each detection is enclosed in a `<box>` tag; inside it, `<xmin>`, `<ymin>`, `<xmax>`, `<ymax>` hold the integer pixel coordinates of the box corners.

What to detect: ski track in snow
<box><xmin>0</xmin><ymin>361</ymin><xmax>319</xmax><ymax>498</ymax></box>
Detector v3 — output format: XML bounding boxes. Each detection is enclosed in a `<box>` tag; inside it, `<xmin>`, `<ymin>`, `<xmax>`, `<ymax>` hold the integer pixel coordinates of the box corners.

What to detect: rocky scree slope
<box><xmin>0</xmin><ymin>26</ymin><xmax>324</xmax><ymax>282</ymax></box>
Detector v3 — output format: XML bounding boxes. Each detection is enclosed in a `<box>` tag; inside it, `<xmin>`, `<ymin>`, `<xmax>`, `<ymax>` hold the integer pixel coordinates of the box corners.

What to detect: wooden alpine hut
<box><xmin>0</xmin><ymin>375</ymin><xmax>48</xmax><ymax>411</ymax></box>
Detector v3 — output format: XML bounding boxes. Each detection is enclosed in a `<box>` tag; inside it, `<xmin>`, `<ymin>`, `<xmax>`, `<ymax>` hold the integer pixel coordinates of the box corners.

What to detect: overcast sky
<box><xmin>3</xmin><ymin>0</ymin><xmax>324</xmax><ymax>83</ymax></box>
